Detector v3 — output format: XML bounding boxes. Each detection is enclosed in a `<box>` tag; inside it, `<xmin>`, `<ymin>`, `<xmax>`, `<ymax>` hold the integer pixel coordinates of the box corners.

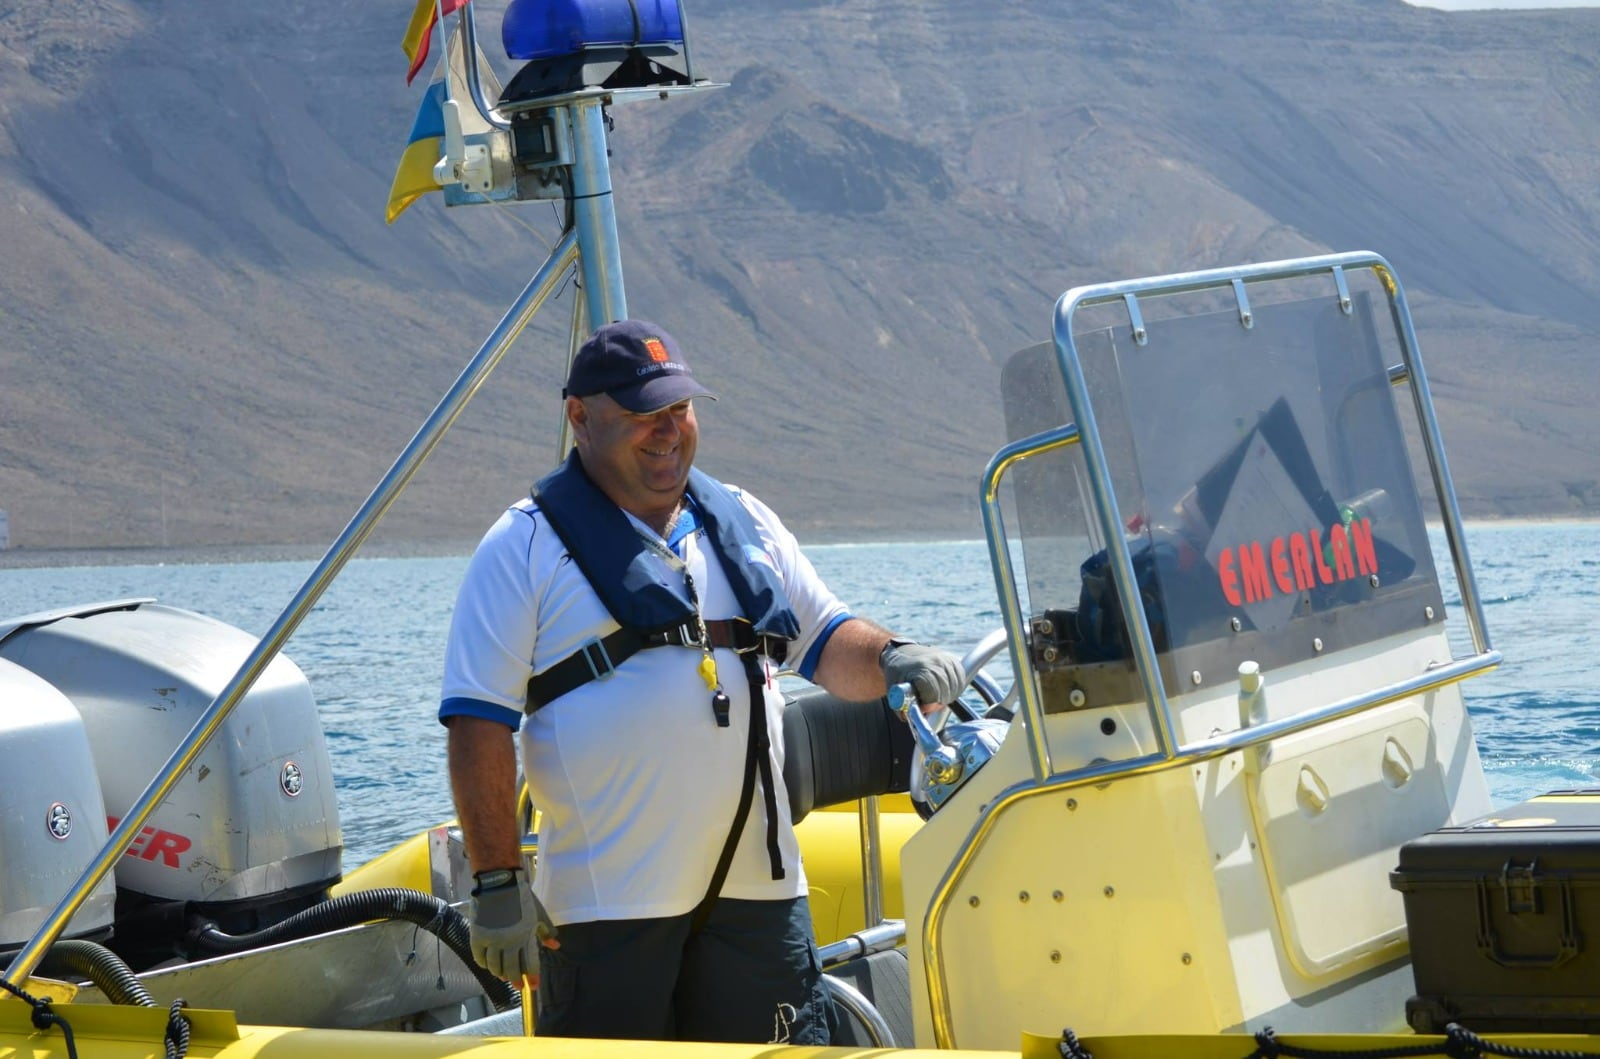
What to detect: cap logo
<box><xmin>643</xmin><ymin>337</ymin><xmax>670</xmax><ymax>363</ymax></box>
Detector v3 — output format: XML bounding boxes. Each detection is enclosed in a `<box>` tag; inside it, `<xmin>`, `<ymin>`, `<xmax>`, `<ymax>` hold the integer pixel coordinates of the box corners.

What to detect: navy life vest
<box><xmin>530</xmin><ymin>450</ymin><xmax>796</xmax><ymax>889</ymax></box>
<box><xmin>531</xmin><ymin>451</ymin><xmax>801</xmax><ymax>646</ymax></box>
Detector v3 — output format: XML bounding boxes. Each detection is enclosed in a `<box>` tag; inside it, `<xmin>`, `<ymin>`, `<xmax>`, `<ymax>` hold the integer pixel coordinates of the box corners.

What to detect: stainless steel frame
<box><xmin>454</xmin><ymin>0</ymin><xmax>510</xmax><ymax>133</ymax></box>
<box><xmin>915</xmin><ymin>251</ymin><xmax>1502</xmax><ymax>1047</ymax></box>
<box><xmin>822</xmin><ymin>972</ymin><xmax>897</xmax><ymax>1047</ymax></box>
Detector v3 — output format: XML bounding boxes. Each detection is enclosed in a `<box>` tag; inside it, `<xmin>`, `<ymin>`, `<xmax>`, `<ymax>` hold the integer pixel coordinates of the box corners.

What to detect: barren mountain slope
<box><xmin>0</xmin><ymin>0</ymin><xmax>1595</xmax><ymax>551</ymax></box>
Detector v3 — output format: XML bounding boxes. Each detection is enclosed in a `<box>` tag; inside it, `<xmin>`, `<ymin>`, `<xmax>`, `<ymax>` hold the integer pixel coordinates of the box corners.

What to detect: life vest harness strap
<box><xmin>525</xmin><ymin>618</ymin><xmax>788</xmax><ymax>713</ymax></box>
<box><xmin>691</xmin><ymin>650</ymin><xmax>785</xmax><ymax>937</ymax></box>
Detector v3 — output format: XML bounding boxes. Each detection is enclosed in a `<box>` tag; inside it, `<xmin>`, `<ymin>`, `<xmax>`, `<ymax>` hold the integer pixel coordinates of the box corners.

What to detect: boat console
<box><xmin>894</xmin><ymin>256</ymin><xmax>1500</xmax><ymax>1048</ymax></box>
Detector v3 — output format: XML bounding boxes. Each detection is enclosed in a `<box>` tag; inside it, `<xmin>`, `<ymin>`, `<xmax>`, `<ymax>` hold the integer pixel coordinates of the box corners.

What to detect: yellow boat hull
<box><xmin>8</xmin><ymin>999</ymin><xmax>1600</xmax><ymax>1059</ymax></box>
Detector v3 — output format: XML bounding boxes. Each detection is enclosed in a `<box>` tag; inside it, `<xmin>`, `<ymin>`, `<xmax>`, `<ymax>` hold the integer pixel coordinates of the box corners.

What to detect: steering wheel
<box><xmin>945</xmin><ymin>627</ymin><xmax>1014</xmax><ymax>722</ymax></box>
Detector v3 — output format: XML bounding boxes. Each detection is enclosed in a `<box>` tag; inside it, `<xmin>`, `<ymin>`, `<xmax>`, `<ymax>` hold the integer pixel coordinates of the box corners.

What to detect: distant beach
<box><xmin>0</xmin><ymin>527</ymin><xmax>997</xmax><ymax>571</ymax></box>
<box><xmin>0</xmin><ymin>538</ymin><xmax>479</xmax><ymax>571</ymax></box>
<box><xmin>0</xmin><ymin>512</ymin><xmax>1591</xmax><ymax>572</ymax></box>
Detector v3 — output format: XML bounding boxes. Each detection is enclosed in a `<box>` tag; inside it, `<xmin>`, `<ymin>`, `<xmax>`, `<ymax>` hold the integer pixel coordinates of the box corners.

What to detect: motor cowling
<box><xmin>0</xmin><ymin>658</ymin><xmax>116</xmax><ymax>955</ymax></box>
<box><xmin>0</xmin><ymin>601</ymin><xmax>342</xmax><ymax>960</ymax></box>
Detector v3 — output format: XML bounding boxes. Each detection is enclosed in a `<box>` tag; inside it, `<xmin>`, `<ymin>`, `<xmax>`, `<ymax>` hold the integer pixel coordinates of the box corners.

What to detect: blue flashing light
<box><xmin>503</xmin><ymin>0</ymin><xmax>685</xmax><ymax>62</ymax></box>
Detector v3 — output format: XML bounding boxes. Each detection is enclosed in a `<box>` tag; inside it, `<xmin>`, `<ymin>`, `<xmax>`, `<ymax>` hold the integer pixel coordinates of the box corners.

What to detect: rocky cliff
<box><xmin>0</xmin><ymin>0</ymin><xmax>1595</xmax><ymax>549</ymax></box>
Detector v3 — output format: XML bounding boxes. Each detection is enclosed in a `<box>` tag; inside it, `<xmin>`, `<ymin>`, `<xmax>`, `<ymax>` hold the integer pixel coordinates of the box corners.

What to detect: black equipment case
<box><xmin>1391</xmin><ymin>790</ymin><xmax>1600</xmax><ymax>1033</ymax></box>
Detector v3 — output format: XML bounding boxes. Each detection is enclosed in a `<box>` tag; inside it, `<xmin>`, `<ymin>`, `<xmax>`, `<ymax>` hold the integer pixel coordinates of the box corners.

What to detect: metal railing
<box><xmin>922</xmin><ymin>251</ymin><xmax>1500</xmax><ymax>1047</ymax></box>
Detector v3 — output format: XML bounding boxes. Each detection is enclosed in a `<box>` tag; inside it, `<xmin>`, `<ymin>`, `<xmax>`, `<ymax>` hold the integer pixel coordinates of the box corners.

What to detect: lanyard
<box><xmin>636</xmin><ymin>523</ymin><xmax>732</xmax><ymax>727</ymax></box>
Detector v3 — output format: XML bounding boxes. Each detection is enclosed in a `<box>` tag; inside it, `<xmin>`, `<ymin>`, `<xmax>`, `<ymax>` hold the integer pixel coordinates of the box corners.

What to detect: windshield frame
<box><xmin>979</xmin><ymin>251</ymin><xmax>1496</xmax><ymax>782</ymax></box>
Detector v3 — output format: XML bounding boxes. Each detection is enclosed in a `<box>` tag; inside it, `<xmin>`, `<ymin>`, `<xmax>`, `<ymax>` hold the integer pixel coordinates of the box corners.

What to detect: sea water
<box><xmin>1</xmin><ymin>521</ymin><xmax>1595</xmax><ymax>866</ymax></box>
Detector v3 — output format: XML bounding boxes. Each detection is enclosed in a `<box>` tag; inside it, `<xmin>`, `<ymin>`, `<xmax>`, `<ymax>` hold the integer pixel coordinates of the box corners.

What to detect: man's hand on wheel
<box><xmin>880</xmin><ymin>640</ymin><xmax>966</xmax><ymax>710</ymax></box>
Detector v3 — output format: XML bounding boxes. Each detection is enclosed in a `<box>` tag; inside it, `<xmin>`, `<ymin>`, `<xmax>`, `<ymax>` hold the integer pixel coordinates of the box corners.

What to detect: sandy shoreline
<box><xmin>0</xmin><ymin>514</ymin><xmax>1591</xmax><ymax>572</ymax></box>
<box><xmin>0</xmin><ymin>538</ymin><xmax>481</xmax><ymax>571</ymax></box>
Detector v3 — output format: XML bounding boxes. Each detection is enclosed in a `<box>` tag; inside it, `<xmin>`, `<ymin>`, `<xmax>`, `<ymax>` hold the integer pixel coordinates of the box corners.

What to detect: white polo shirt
<box><xmin>440</xmin><ymin>485</ymin><xmax>851</xmax><ymax>924</ymax></box>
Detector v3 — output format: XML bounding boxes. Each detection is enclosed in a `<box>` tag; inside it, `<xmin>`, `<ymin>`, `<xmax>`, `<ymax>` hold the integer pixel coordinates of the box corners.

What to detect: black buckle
<box><xmin>579</xmin><ymin>639</ymin><xmax>616</xmax><ymax>681</ymax></box>
<box><xmin>729</xmin><ymin>618</ymin><xmax>761</xmax><ymax>654</ymax></box>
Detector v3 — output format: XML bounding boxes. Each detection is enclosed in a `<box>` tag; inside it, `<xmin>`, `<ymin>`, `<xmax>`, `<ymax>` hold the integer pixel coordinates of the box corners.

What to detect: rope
<box><xmin>1444</xmin><ymin>1022</ymin><xmax>1600</xmax><ymax>1059</ymax></box>
<box><xmin>1054</xmin><ymin>1025</ymin><xmax>1600</xmax><ymax>1059</ymax></box>
<box><xmin>163</xmin><ymin>999</ymin><xmax>191</xmax><ymax>1059</ymax></box>
<box><xmin>2</xmin><ymin>974</ymin><xmax>190</xmax><ymax>1059</ymax></box>
<box><xmin>1245</xmin><ymin>1027</ymin><xmax>1442</xmax><ymax>1059</ymax></box>
<box><xmin>1058</xmin><ymin>1027</ymin><xmax>1094</xmax><ymax>1059</ymax></box>
<box><xmin>1</xmin><ymin>977</ymin><xmax>80</xmax><ymax>1059</ymax></box>
<box><xmin>1244</xmin><ymin>1024</ymin><xmax>1600</xmax><ymax>1059</ymax></box>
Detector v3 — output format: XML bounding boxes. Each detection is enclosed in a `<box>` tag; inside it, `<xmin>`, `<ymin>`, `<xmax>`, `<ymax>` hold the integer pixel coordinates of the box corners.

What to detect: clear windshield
<box><xmin>1002</xmin><ymin>289</ymin><xmax>1444</xmax><ymax>712</ymax></box>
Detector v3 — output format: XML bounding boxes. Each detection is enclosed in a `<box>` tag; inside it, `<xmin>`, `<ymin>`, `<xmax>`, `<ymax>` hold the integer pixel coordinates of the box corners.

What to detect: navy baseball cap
<box><xmin>562</xmin><ymin>320</ymin><xmax>717</xmax><ymax>413</ymax></box>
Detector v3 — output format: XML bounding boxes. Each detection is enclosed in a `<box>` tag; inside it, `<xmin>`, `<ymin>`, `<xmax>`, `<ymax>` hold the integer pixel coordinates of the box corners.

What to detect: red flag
<box><xmin>403</xmin><ymin>0</ymin><xmax>468</xmax><ymax>85</ymax></box>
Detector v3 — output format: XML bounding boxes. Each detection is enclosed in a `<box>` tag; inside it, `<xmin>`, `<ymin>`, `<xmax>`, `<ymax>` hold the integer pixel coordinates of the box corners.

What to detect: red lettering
<box><xmin>1330</xmin><ymin>524</ymin><xmax>1355</xmax><ymax>581</ymax></box>
<box><xmin>1219</xmin><ymin>547</ymin><xmax>1241</xmax><ymax>606</ymax></box>
<box><xmin>1270</xmin><ymin>536</ymin><xmax>1293</xmax><ymax>594</ymax></box>
<box><xmin>1224</xmin><ymin>518</ymin><xmax>1382</xmax><ymax>605</ymax></box>
<box><xmin>108</xmin><ymin>818</ymin><xmax>190</xmax><ymax>867</ymax></box>
<box><xmin>1311</xmin><ymin>529</ymin><xmax>1334</xmax><ymax>585</ymax></box>
<box><xmin>1289</xmin><ymin>533</ymin><xmax>1314</xmax><ymax>590</ymax></box>
<box><xmin>140</xmin><ymin>830</ymin><xmax>192</xmax><ymax>868</ymax></box>
<box><xmin>1241</xmin><ymin>541</ymin><xmax>1272</xmax><ymax>603</ymax></box>
<box><xmin>124</xmin><ymin>827</ymin><xmax>152</xmax><ymax>859</ymax></box>
<box><xmin>1350</xmin><ymin>518</ymin><xmax>1377</xmax><ymax>576</ymax></box>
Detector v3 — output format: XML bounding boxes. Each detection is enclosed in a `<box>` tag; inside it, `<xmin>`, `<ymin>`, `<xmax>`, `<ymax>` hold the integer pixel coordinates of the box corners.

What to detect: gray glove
<box><xmin>469</xmin><ymin>869</ymin><xmax>558</xmax><ymax>980</ymax></box>
<box><xmin>880</xmin><ymin>639</ymin><xmax>966</xmax><ymax>706</ymax></box>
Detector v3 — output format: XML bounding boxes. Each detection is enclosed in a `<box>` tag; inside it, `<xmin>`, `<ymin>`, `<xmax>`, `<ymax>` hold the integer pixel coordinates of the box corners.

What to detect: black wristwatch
<box><xmin>472</xmin><ymin>867</ymin><xmax>520</xmax><ymax>894</ymax></box>
<box><xmin>879</xmin><ymin>638</ymin><xmax>916</xmax><ymax>666</ymax></box>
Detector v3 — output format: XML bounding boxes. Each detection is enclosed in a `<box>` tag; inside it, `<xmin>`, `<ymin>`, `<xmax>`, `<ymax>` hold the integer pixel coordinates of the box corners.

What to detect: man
<box><xmin>439</xmin><ymin>319</ymin><xmax>965</xmax><ymax>1044</ymax></box>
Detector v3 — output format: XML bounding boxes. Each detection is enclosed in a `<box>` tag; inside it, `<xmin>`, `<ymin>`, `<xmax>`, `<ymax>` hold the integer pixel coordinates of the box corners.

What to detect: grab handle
<box><xmin>890</xmin><ymin>683</ymin><xmax>961</xmax><ymax>788</ymax></box>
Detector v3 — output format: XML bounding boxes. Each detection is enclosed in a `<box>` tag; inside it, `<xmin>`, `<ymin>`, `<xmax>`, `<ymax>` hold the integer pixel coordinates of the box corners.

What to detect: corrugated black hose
<box><xmin>40</xmin><ymin>938</ymin><xmax>155</xmax><ymax>1007</ymax></box>
<box><xmin>186</xmin><ymin>887</ymin><xmax>519</xmax><ymax>1011</ymax></box>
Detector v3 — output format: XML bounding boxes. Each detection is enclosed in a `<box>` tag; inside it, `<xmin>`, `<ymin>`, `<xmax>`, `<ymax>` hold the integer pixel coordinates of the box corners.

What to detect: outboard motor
<box><xmin>0</xmin><ymin>601</ymin><xmax>342</xmax><ymax>967</ymax></box>
<box><xmin>0</xmin><ymin>658</ymin><xmax>116</xmax><ymax>956</ymax></box>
